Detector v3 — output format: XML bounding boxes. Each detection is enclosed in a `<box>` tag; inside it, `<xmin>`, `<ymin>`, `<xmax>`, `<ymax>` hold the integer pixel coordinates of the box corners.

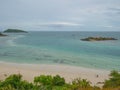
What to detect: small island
<box><xmin>0</xmin><ymin>32</ymin><xmax>7</xmax><ymax>37</ymax></box>
<box><xmin>81</xmin><ymin>37</ymin><xmax>117</xmax><ymax>41</ymax></box>
<box><xmin>4</xmin><ymin>29</ymin><xmax>28</xmax><ymax>33</ymax></box>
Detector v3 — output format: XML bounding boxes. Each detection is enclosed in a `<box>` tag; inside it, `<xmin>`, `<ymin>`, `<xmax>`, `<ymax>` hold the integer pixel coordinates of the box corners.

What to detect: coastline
<box><xmin>0</xmin><ymin>61</ymin><xmax>110</xmax><ymax>87</ymax></box>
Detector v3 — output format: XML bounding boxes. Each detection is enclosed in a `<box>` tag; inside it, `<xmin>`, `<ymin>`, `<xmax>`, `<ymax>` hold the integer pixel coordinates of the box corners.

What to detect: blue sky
<box><xmin>0</xmin><ymin>0</ymin><xmax>120</xmax><ymax>31</ymax></box>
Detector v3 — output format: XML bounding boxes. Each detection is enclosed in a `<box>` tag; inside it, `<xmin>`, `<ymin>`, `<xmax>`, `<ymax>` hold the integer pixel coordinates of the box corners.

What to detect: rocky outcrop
<box><xmin>81</xmin><ymin>37</ymin><xmax>117</xmax><ymax>41</ymax></box>
<box><xmin>0</xmin><ymin>32</ymin><xmax>7</xmax><ymax>37</ymax></box>
<box><xmin>4</xmin><ymin>29</ymin><xmax>28</xmax><ymax>33</ymax></box>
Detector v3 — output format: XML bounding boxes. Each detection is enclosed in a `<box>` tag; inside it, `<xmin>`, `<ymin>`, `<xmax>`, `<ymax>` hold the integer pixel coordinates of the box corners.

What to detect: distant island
<box><xmin>0</xmin><ymin>32</ymin><xmax>7</xmax><ymax>37</ymax></box>
<box><xmin>81</xmin><ymin>37</ymin><xmax>117</xmax><ymax>41</ymax></box>
<box><xmin>4</xmin><ymin>29</ymin><xmax>28</xmax><ymax>33</ymax></box>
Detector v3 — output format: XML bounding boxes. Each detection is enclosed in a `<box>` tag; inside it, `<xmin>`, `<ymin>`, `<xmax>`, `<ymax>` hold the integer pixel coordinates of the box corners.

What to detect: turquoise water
<box><xmin>0</xmin><ymin>31</ymin><xmax>120</xmax><ymax>70</ymax></box>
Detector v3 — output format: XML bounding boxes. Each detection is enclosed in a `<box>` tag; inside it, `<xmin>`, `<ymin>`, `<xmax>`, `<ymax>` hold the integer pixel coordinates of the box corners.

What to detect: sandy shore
<box><xmin>0</xmin><ymin>62</ymin><xmax>110</xmax><ymax>87</ymax></box>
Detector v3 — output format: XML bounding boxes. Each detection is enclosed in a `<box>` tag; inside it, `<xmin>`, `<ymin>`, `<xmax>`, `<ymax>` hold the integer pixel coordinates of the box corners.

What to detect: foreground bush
<box><xmin>34</xmin><ymin>75</ymin><xmax>66</xmax><ymax>90</ymax></box>
<box><xmin>0</xmin><ymin>74</ymin><xmax>33</xmax><ymax>90</ymax></box>
<box><xmin>71</xmin><ymin>78</ymin><xmax>91</xmax><ymax>90</ymax></box>
<box><xmin>103</xmin><ymin>70</ymin><xmax>120</xmax><ymax>88</ymax></box>
<box><xmin>0</xmin><ymin>71</ymin><xmax>120</xmax><ymax>90</ymax></box>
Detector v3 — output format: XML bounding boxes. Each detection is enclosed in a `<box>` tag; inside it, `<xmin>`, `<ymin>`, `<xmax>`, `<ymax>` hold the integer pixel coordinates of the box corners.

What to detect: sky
<box><xmin>0</xmin><ymin>0</ymin><xmax>120</xmax><ymax>31</ymax></box>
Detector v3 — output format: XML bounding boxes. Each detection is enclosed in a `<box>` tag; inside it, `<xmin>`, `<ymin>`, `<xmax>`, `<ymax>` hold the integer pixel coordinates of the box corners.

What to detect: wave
<box><xmin>6</xmin><ymin>35</ymin><xmax>25</xmax><ymax>46</ymax></box>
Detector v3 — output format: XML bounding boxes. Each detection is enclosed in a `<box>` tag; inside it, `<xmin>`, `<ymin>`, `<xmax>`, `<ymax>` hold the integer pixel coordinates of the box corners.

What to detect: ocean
<box><xmin>0</xmin><ymin>31</ymin><xmax>120</xmax><ymax>70</ymax></box>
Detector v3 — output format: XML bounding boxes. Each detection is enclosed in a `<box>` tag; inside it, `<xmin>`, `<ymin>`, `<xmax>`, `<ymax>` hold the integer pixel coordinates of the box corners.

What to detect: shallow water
<box><xmin>0</xmin><ymin>31</ymin><xmax>120</xmax><ymax>70</ymax></box>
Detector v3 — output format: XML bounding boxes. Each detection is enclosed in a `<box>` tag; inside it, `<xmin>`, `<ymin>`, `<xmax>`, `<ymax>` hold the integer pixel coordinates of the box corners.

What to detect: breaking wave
<box><xmin>6</xmin><ymin>35</ymin><xmax>25</xmax><ymax>46</ymax></box>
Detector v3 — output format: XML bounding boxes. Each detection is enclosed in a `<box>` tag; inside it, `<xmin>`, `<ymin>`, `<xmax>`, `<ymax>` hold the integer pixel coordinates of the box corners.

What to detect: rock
<box><xmin>81</xmin><ymin>37</ymin><xmax>117</xmax><ymax>41</ymax></box>
<box><xmin>0</xmin><ymin>32</ymin><xmax>7</xmax><ymax>37</ymax></box>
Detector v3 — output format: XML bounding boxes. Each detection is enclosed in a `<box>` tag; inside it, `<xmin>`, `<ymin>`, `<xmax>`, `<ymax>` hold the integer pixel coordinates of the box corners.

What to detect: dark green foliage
<box><xmin>0</xmin><ymin>74</ymin><xmax>22</xmax><ymax>89</ymax></box>
<box><xmin>20</xmin><ymin>80</ymin><xmax>33</xmax><ymax>90</ymax></box>
<box><xmin>103</xmin><ymin>70</ymin><xmax>120</xmax><ymax>88</ymax></box>
<box><xmin>71</xmin><ymin>78</ymin><xmax>91</xmax><ymax>90</ymax></box>
<box><xmin>0</xmin><ymin>72</ymin><xmax>120</xmax><ymax>90</ymax></box>
<box><xmin>52</xmin><ymin>75</ymin><xmax>65</xmax><ymax>86</ymax></box>
<box><xmin>0</xmin><ymin>74</ymin><xmax>33</xmax><ymax>90</ymax></box>
<box><xmin>34</xmin><ymin>75</ymin><xmax>53</xmax><ymax>86</ymax></box>
<box><xmin>34</xmin><ymin>75</ymin><xmax>65</xmax><ymax>86</ymax></box>
<box><xmin>4</xmin><ymin>29</ymin><xmax>27</xmax><ymax>33</ymax></box>
<box><xmin>0</xmin><ymin>85</ymin><xmax>16</xmax><ymax>90</ymax></box>
<box><xmin>34</xmin><ymin>75</ymin><xmax>66</xmax><ymax>90</ymax></box>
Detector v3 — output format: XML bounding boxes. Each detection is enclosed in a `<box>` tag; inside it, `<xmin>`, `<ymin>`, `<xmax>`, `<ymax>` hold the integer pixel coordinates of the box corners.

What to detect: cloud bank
<box><xmin>0</xmin><ymin>0</ymin><xmax>120</xmax><ymax>31</ymax></box>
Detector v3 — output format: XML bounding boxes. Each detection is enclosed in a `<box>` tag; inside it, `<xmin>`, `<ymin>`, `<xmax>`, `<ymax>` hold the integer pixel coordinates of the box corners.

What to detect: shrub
<box><xmin>0</xmin><ymin>72</ymin><xmax>120</xmax><ymax>90</ymax></box>
<box><xmin>103</xmin><ymin>70</ymin><xmax>120</xmax><ymax>88</ymax></box>
<box><xmin>0</xmin><ymin>74</ymin><xmax>22</xmax><ymax>89</ymax></box>
<box><xmin>34</xmin><ymin>75</ymin><xmax>53</xmax><ymax>86</ymax></box>
<box><xmin>71</xmin><ymin>78</ymin><xmax>91</xmax><ymax>90</ymax></box>
<box><xmin>52</xmin><ymin>75</ymin><xmax>65</xmax><ymax>86</ymax></box>
<box><xmin>0</xmin><ymin>74</ymin><xmax>33</xmax><ymax>90</ymax></box>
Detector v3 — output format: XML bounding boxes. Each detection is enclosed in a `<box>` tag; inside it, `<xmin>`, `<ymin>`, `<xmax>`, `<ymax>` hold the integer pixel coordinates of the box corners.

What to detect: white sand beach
<box><xmin>0</xmin><ymin>62</ymin><xmax>110</xmax><ymax>87</ymax></box>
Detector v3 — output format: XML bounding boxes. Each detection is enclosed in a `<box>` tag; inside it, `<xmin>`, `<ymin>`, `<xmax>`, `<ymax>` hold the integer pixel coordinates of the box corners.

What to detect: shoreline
<box><xmin>0</xmin><ymin>61</ymin><xmax>110</xmax><ymax>87</ymax></box>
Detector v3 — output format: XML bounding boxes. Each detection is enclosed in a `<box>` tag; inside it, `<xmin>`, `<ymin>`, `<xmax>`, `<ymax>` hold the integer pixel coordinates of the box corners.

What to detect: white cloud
<box><xmin>36</xmin><ymin>22</ymin><xmax>83</xmax><ymax>27</ymax></box>
<box><xmin>0</xmin><ymin>0</ymin><xmax>120</xmax><ymax>31</ymax></box>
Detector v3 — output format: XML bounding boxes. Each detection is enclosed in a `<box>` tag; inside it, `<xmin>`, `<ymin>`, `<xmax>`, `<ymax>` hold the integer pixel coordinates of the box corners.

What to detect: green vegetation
<box><xmin>103</xmin><ymin>70</ymin><xmax>120</xmax><ymax>88</ymax></box>
<box><xmin>0</xmin><ymin>74</ymin><xmax>33</xmax><ymax>90</ymax></box>
<box><xmin>34</xmin><ymin>75</ymin><xmax>66</xmax><ymax>90</ymax></box>
<box><xmin>0</xmin><ymin>71</ymin><xmax>120</xmax><ymax>90</ymax></box>
<box><xmin>71</xmin><ymin>78</ymin><xmax>91</xmax><ymax>89</ymax></box>
<box><xmin>3</xmin><ymin>29</ymin><xmax>28</xmax><ymax>33</ymax></box>
<box><xmin>81</xmin><ymin>37</ymin><xmax>117</xmax><ymax>41</ymax></box>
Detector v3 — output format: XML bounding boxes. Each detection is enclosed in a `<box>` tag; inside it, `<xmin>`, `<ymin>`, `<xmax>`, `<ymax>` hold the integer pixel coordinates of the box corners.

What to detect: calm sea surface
<box><xmin>0</xmin><ymin>31</ymin><xmax>120</xmax><ymax>70</ymax></box>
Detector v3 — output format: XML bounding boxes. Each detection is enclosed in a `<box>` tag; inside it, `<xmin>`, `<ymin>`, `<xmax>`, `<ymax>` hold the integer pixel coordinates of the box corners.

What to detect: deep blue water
<box><xmin>0</xmin><ymin>31</ymin><xmax>120</xmax><ymax>70</ymax></box>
